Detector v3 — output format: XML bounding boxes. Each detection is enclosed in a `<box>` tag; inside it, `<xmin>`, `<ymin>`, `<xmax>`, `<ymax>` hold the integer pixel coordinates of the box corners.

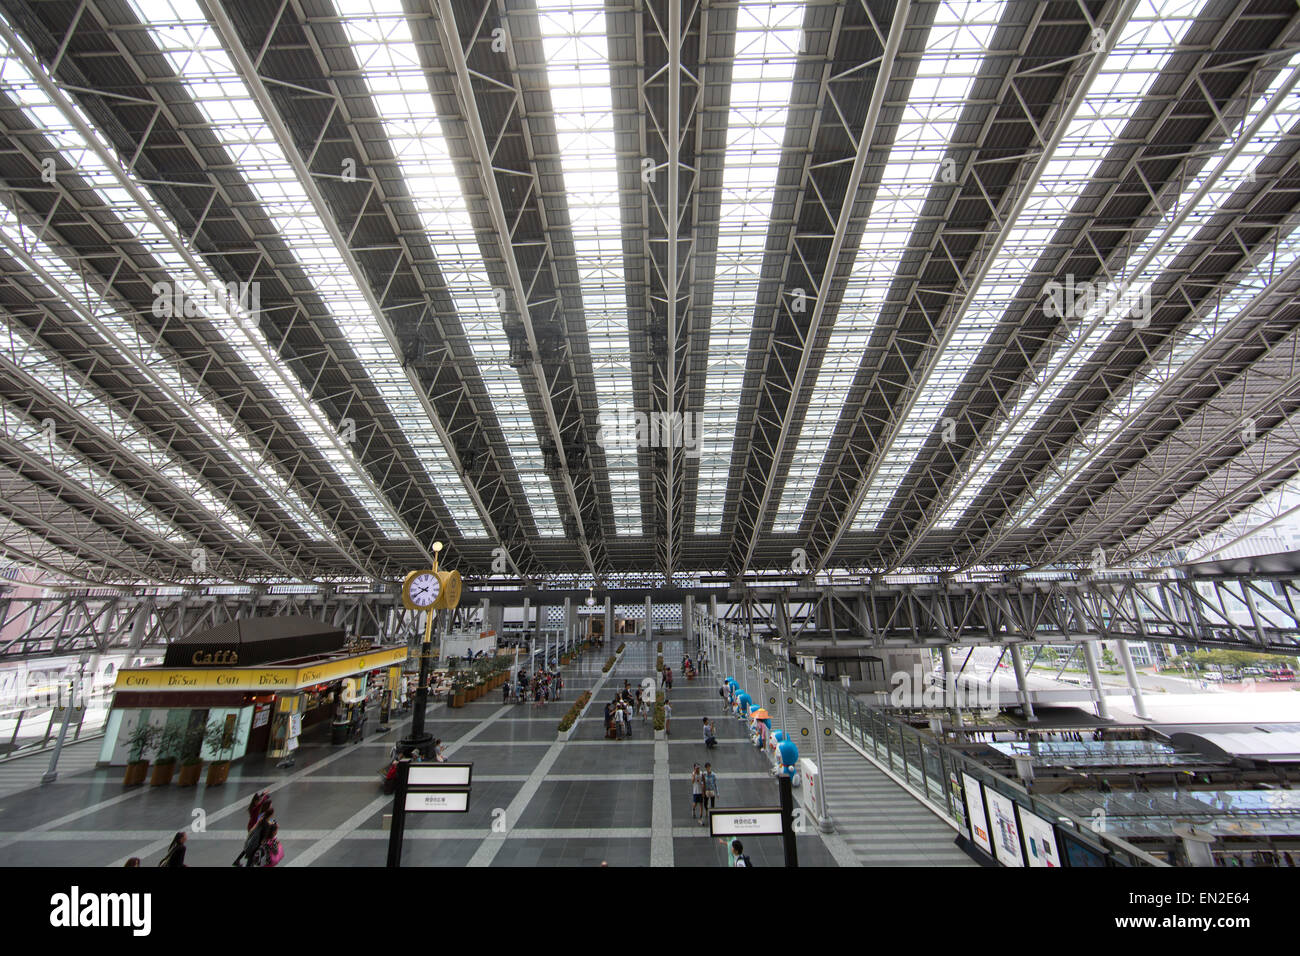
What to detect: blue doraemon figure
<box><xmin>776</xmin><ymin>739</ymin><xmax>800</xmax><ymax>783</ymax></box>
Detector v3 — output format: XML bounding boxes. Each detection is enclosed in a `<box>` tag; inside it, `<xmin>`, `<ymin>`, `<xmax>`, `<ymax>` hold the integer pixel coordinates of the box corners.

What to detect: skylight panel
<box><xmin>693</xmin><ymin>0</ymin><xmax>803</xmax><ymax>534</ymax></box>
<box><xmin>944</xmin><ymin>53</ymin><xmax>1300</xmax><ymax>530</ymax></box>
<box><xmin>0</xmin><ymin>21</ymin><xmax>414</xmax><ymax>542</ymax></box>
<box><xmin>0</xmin><ymin>314</ymin><xmax>268</xmax><ymax>548</ymax></box>
<box><xmin>535</xmin><ymin>0</ymin><xmax>640</xmax><ymax>534</ymax></box>
<box><xmin>771</xmin><ymin>0</ymin><xmax>1005</xmax><ymax>533</ymax></box>
<box><xmin>334</xmin><ymin>0</ymin><xmax>565</xmax><ymax>535</ymax></box>
<box><xmin>849</xmin><ymin>0</ymin><xmax>1210</xmax><ymax>533</ymax></box>
<box><xmin>125</xmin><ymin>0</ymin><xmax>489</xmax><ymax>537</ymax></box>
<box><xmin>0</xmin><ymin>195</ymin><xmax>334</xmax><ymax>547</ymax></box>
<box><xmin>0</xmin><ymin>401</ymin><xmax>192</xmax><ymax>549</ymax></box>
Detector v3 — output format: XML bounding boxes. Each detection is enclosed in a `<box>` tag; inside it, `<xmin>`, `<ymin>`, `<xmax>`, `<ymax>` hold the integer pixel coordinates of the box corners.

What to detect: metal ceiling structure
<box><xmin>0</xmin><ymin>0</ymin><xmax>1296</xmax><ymax>590</ymax></box>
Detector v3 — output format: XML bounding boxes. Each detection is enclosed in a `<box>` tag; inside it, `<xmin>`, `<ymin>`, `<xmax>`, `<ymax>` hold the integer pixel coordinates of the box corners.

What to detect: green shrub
<box><xmin>657</xmin><ymin>642</ymin><xmax>662</xmax><ymax>652</ymax></box>
<box><xmin>654</xmin><ymin>691</ymin><xmax>666</xmax><ymax>731</ymax></box>
<box><xmin>558</xmin><ymin>691</ymin><xmax>592</xmax><ymax>732</ymax></box>
<box><xmin>656</xmin><ymin>655</ymin><xmax>663</xmax><ymax>672</ymax></box>
<box><xmin>602</xmin><ymin>655</ymin><xmax>616</xmax><ymax>673</ymax></box>
<box><xmin>616</xmin><ymin>642</ymin><xmax>626</xmax><ymax>654</ymax></box>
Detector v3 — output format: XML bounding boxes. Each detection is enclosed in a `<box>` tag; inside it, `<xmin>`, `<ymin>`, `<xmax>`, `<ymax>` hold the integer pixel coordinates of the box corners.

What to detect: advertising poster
<box><xmin>985</xmin><ymin>788</ymin><xmax>1025</xmax><ymax>867</ymax></box>
<box><xmin>1017</xmin><ymin>806</ymin><xmax>1061</xmax><ymax>868</ymax></box>
<box><xmin>961</xmin><ymin>772</ymin><xmax>992</xmax><ymax>857</ymax></box>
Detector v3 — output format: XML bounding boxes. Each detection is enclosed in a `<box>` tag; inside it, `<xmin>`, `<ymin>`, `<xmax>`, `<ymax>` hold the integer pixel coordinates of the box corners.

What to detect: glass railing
<box><xmin>704</xmin><ymin>618</ymin><xmax>1167</xmax><ymax>867</ymax></box>
<box><xmin>0</xmin><ymin>696</ymin><xmax>111</xmax><ymax>760</ymax></box>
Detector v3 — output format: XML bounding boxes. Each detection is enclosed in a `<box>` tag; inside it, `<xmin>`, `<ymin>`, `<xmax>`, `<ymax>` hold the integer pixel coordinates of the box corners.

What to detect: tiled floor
<box><xmin>0</xmin><ymin>635</ymin><xmax>967</xmax><ymax>866</ymax></box>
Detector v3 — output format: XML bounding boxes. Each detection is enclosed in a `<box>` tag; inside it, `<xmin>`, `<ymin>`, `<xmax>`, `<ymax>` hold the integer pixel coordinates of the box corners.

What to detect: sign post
<box><xmin>386</xmin><ymin>761</ymin><xmax>473</xmax><ymax>867</ymax></box>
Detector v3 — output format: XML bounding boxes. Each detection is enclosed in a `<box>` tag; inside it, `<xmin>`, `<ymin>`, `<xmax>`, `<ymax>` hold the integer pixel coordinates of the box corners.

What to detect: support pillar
<box><xmin>941</xmin><ymin>645</ymin><xmax>965</xmax><ymax>736</ymax></box>
<box><xmin>604</xmin><ymin>596</ymin><xmax>613</xmax><ymax>647</ymax></box>
<box><xmin>564</xmin><ymin>596</ymin><xmax>576</xmax><ymax>655</ymax></box>
<box><xmin>521</xmin><ymin>598</ymin><xmax>530</xmax><ymax>650</ymax></box>
<box><xmin>645</xmin><ymin>595</ymin><xmax>653</xmax><ymax>641</ymax></box>
<box><xmin>1009</xmin><ymin>644</ymin><xmax>1036</xmax><ymax>722</ymax></box>
<box><xmin>1081</xmin><ymin>640</ymin><xmax>1112</xmax><ymax>721</ymax></box>
<box><xmin>683</xmin><ymin>596</ymin><xmax>694</xmax><ymax>652</ymax></box>
<box><xmin>1115</xmin><ymin>639</ymin><xmax>1151</xmax><ymax>720</ymax></box>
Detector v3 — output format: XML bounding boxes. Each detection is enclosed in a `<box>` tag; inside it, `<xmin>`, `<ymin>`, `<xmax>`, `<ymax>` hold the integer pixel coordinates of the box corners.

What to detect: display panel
<box><xmin>404</xmin><ymin>790</ymin><xmax>469</xmax><ymax>813</ymax></box>
<box><xmin>961</xmin><ymin>772</ymin><xmax>992</xmax><ymax>857</ymax></box>
<box><xmin>1017</xmin><ymin>805</ymin><xmax>1061</xmax><ymax>868</ymax></box>
<box><xmin>1058</xmin><ymin>828</ymin><xmax>1107</xmax><ymax>867</ymax></box>
<box><xmin>408</xmin><ymin>763</ymin><xmax>473</xmax><ymax>787</ymax></box>
<box><xmin>984</xmin><ymin>788</ymin><xmax>1026</xmax><ymax>867</ymax></box>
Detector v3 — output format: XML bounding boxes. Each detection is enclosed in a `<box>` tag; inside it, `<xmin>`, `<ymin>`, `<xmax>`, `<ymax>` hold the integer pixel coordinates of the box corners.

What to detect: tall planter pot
<box><xmin>150</xmin><ymin>760</ymin><xmax>176</xmax><ymax>786</ymax></box>
<box><xmin>123</xmin><ymin>761</ymin><xmax>149</xmax><ymax>787</ymax></box>
<box><xmin>206</xmin><ymin>760</ymin><xmax>231</xmax><ymax>786</ymax></box>
<box><xmin>177</xmin><ymin>762</ymin><xmax>203</xmax><ymax>787</ymax></box>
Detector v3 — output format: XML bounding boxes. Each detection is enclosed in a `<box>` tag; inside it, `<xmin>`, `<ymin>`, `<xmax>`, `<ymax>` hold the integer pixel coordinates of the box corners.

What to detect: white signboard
<box><xmin>404</xmin><ymin>790</ymin><xmax>469</xmax><ymax>813</ymax></box>
<box><xmin>408</xmin><ymin>764</ymin><xmax>473</xmax><ymax>787</ymax></box>
<box><xmin>985</xmin><ymin>788</ymin><xmax>1026</xmax><ymax>867</ymax></box>
<box><xmin>962</xmin><ymin>772</ymin><xmax>992</xmax><ymax>857</ymax></box>
<box><xmin>1017</xmin><ymin>806</ymin><xmax>1061</xmax><ymax>868</ymax></box>
<box><xmin>708</xmin><ymin>809</ymin><xmax>784</xmax><ymax>837</ymax></box>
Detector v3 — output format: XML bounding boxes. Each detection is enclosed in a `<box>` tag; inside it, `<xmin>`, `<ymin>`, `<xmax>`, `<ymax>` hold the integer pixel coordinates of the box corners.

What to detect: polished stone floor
<box><xmin>0</xmin><ymin>636</ymin><xmax>873</xmax><ymax>866</ymax></box>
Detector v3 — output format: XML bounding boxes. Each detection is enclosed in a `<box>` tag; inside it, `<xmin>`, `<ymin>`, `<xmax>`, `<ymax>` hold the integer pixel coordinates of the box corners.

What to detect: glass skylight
<box><xmin>849</xmin><ymin>0</ymin><xmax>1210</xmax><ymax>532</ymax></box>
<box><xmin>0</xmin><ymin>193</ymin><xmax>339</xmax><ymax>549</ymax></box>
<box><xmin>536</xmin><ymin>0</ymin><xmax>640</xmax><ymax>534</ymax></box>
<box><xmin>1005</xmin><ymin>223</ymin><xmax>1300</xmax><ymax>532</ymax></box>
<box><xmin>772</xmin><ymin>0</ymin><xmax>1006</xmax><ymax>532</ymax></box>
<box><xmin>941</xmin><ymin>53</ymin><xmax>1300</xmax><ymax>530</ymax></box>
<box><xmin>0</xmin><ymin>400</ymin><xmax>193</xmax><ymax>550</ymax></box>
<box><xmin>693</xmin><ymin>0</ymin><xmax>803</xmax><ymax>533</ymax></box>
<box><xmin>127</xmin><ymin>0</ymin><xmax>490</xmax><ymax>537</ymax></box>
<box><xmin>333</xmin><ymin>0</ymin><xmax>566</xmax><ymax>535</ymax></box>
<box><xmin>0</xmin><ymin>20</ymin><xmax>415</xmax><ymax>545</ymax></box>
<box><xmin>0</xmin><ymin>313</ymin><xmax>269</xmax><ymax>549</ymax></box>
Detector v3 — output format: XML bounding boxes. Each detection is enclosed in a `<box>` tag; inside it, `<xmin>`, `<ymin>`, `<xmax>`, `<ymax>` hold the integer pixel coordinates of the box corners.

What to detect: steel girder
<box><xmin>0</xmin><ymin>191</ymin><xmax>380</xmax><ymax>578</ymax></box>
<box><xmin>426</xmin><ymin>0</ymin><xmax>608</xmax><ymax>575</ymax></box>
<box><xmin>0</xmin><ymin>20</ymin><xmax>406</xmax><ymax>579</ymax></box>
<box><xmin>0</xmin><ymin>308</ymin><xmax>320</xmax><ymax>581</ymax></box>
<box><xmin>637</xmin><ymin>0</ymin><xmax>701</xmax><ymax>581</ymax></box>
<box><xmin>887</xmin><ymin>36</ymin><xmax>1300</xmax><ymax>570</ymax></box>
<box><xmin>3</xmin><ymin>0</ymin><xmax>523</xmax><ymax>576</ymax></box>
<box><xmin>726</xmin><ymin>0</ymin><xmax>911</xmax><ymax>577</ymax></box>
<box><xmin>742</xmin><ymin>573</ymin><xmax>1300</xmax><ymax>655</ymax></box>
<box><xmin>0</xmin><ymin>586</ymin><xmax>417</xmax><ymax>660</ymax></box>
<box><xmin>806</xmin><ymin>0</ymin><xmax>1147</xmax><ymax>574</ymax></box>
<box><xmin>980</xmin><ymin>234</ymin><xmax>1300</xmax><ymax>567</ymax></box>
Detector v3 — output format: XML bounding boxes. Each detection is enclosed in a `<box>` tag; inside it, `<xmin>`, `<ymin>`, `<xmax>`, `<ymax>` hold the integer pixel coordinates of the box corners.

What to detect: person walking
<box><xmin>690</xmin><ymin>764</ymin><xmax>705</xmax><ymax>823</ymax></box>
<box><xmin>703</xmin><ymin>763</ymin><xmax>719</xmax><ymax>814</ymax></box>
<box><xmin>664</xmin><ymin>698</ymin><xmax>672</xmax><ymax>736</ymax></box>
<box><xmin>663</xmin><ymin>666</ymin><xmax>673</xmax><ymax>692</ymax></box>
<box><xmin>159</xmin><ymin>831</ymin><xmax>187</xmax><ymax>867</ymax></box>
<box><xmin>703</xmin><ymin>717</ymin><xmax>717</xmax><ymax>749</ymax></box>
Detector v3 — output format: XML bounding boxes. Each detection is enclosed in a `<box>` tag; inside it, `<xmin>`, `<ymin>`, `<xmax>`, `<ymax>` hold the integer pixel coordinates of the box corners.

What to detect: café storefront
<box><xmin>99</xmin><ymin>616</ymin><xmax>407</xmax><ymax>765</ymax></box>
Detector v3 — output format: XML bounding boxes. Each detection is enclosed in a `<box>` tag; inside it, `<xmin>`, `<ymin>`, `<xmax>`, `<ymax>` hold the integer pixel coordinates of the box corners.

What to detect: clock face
<box><xmin>407</xmin><ymin>572</ymin><xmax>441</xmax><ymax>609</ymax></box>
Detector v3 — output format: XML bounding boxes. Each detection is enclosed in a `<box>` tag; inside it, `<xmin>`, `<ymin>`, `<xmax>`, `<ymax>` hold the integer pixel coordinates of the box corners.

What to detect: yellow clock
<box><xmin>433</xmin><ymin>570</ymin><xmax>462</xmax><ymax>610</ymax></box>
<box><xmin>401</xmin><ymin>570</ymin><xmax>441</xmax><ymax>610</ymax></box>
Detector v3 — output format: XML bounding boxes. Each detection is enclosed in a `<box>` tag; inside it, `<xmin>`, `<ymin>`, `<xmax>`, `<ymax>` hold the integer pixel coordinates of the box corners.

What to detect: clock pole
<box><xmin>399</xmin><ymin>545</ymin><xmax>442</xmax><ymax>756</ymax></box>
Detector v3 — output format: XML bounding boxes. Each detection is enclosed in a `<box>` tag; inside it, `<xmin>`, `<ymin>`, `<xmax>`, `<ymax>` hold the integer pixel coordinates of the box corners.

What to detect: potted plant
<box><xmin>176</xmin><ymin>725</ymin><xmax>206</xmax><ymax>787</ymax></box>
<box><xmin>450</xmin><ymin>672</ymin><xmax>468</xmax><ymax>708</ymax></box>
<box><xmin>150</xmin><ymin>727</ymin><xmax>183</xmax><ymax>786</ymax></box>
<box><xmin>122</xmin><ymin>722</ymin><xmax>159</xmax><ymax>787</ymax></box>
<box><xmin>203</xmin><ymin>718</ymin><xmax>238</xmax><ymax>787</ymax></box>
